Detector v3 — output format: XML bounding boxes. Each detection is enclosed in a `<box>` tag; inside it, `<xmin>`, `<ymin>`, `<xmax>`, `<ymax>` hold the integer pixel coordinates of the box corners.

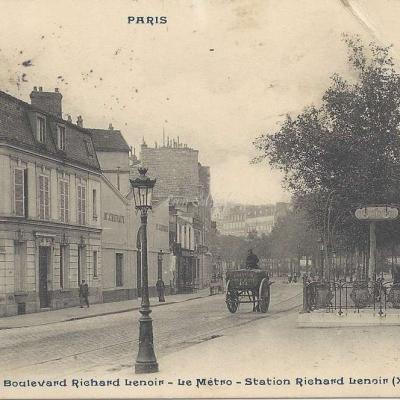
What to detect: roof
<box><xmin>90</xmin><ymin>128</ymin><xmax>130</xmax><ymax>152</ymax></box>
<box><xmin>0</xmin><ymin>91</ymin><xmax>101</xmax><ymax>172</ymax></box>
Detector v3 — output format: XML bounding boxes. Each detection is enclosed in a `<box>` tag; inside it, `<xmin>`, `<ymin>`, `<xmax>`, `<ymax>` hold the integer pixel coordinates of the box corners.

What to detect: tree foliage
<box><xmin>254</xmin><ymin>35</ymin><xmax>400</xmax><ymax>248</ymax></box>
<box><xmin>269</xmin><ymin>209</ymin><xmax>319</xmax><ymax>259</ymax></box>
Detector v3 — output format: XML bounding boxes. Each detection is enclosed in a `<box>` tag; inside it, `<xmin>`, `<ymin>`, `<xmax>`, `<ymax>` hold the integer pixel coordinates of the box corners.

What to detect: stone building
<box><xmin>214</xmin><ymin>202</ymin><xmax>290</xmax><ymax>238</ymax></box>
<box><xmin>0</xmin><ymin>88</ymin><xmax>102</xmax><ymax>316</ymax></box>
<box><xmin>91</xmin><ymin>125</ymin><xmax>131</xmax><ymax>195</ymax></box>
<box><xmin>245</xmin><ymin>205</ymin><xmax>276</xmax><ymax>237</ymax></box>
<box><xmin>139</xmin><ymin>139</ymin><xmax>213</xmax><ymax>292</ymax></box>
<box><xmin>92</xmin><ymin>127</ymin><xmax>171</xmax><ymax>302</ymax></box>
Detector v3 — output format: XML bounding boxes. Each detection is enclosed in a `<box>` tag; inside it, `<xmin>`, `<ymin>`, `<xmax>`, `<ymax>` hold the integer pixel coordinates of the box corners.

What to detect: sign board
<box><xmin>355</xmin><ymin>206</ymin><xmax>398</xmax><ymax>221</ymax></box>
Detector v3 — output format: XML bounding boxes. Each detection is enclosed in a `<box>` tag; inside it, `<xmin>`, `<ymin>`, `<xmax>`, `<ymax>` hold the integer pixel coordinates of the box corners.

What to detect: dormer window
<box><xmin>84</xmin><ymin>139</ymin><xmax>94</xmax><ymax>158</ymax></box>
<box><xmin>57</xmin><ymin>125</ymin><xmax>66</xmax><ymax>151</ymax></box>
<box><xmin>37</xmin><ymin>115</ymin><xmax>46</xmax><ymax>143</ymax></box>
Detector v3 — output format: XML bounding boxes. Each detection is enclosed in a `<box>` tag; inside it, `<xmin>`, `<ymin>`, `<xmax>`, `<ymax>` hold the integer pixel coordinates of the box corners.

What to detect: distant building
<box><xmin>245</xmin><ymin>205</ymin><xmax>276</xmax><ymax>237</ymax></box>
<box><xmin>214</xmin><ymin>202</ymin><xmax>289</xmax><ymax>238</ymax></box>
<box><xmin>216</xmin><ymin>205</ymin><xmax>247</xmax><ymax>237</ymax></box>
<box><xmin>139</xmin><ymin>139</ymin><xmax>213</xmax><ymax>292</ymax></box>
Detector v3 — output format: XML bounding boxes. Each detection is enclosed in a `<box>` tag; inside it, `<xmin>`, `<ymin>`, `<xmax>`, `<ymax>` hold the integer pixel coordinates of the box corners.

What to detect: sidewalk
<box><xmin>0</xmin><ymin>289</ymin><xmax>210</xmax><ymax>330</ymax></box>
<box><xmin>71</xmin><ymin>284</ymin><xmax>400</xmax><ymax>399</ymax></box>
<box><xmin>2</xmin><ymin>283</ymin><xmax>399</xmax><ymax>398</ymax></box>
<box><xmin>145</xmin><ymin>306</ymin><xmax>400</xmax><ymax>399</ymax></box>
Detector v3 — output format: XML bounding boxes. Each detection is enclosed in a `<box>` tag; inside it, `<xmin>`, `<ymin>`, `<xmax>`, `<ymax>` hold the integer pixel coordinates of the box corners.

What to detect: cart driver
<box><xmin>246</xmin><ymin>249</ymin><xmax>260</xmax><ymax>269</ymax></box>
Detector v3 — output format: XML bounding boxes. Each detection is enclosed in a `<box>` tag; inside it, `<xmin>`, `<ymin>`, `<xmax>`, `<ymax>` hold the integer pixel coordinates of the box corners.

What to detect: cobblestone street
<box><xmin>0</xmin><ymin>282</ymin><xmax>301</xmax><ymax>379</ymax></box>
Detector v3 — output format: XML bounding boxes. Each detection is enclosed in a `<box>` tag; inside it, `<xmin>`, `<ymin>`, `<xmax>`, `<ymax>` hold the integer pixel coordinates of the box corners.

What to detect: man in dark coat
<box><xmin>79</xmin><ymin>280</ymin><xmax>89</xmax><ymax>308</ymax></box>
<box><xmin>246</xmin><ymin>249</ymin><xmax>259</xmax><ymax>269</ymax></box>
<box><xmin>156</xmin><ymin>279</ymin><xmax>166</xmax><ymax>302</ymax></box>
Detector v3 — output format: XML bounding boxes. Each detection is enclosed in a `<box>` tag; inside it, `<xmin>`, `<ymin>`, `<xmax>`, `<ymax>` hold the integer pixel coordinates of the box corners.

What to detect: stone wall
<box><xmin>140</xmin><ymin>145</ymin><xmax>200</xmax><ymax>200</ymax></box>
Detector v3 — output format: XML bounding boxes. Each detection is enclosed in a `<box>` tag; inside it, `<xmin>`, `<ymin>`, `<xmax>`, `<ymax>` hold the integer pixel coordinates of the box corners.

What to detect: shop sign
<box><xmin>103</xmin><ymin>212</ymin><xmax>125</xmax><ymax>223</ymax></box>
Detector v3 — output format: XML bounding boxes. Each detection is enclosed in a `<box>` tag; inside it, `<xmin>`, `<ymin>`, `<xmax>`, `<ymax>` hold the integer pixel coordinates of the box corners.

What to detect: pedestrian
<box><xmin>156</xmin><ymin>279</ymin><xmax>166</xmax><ymax>302</ymax></box>
<box><xmin>79</xmin><ymin>280</ymin><xmax>89</xmax><ymax>308</ymax></box>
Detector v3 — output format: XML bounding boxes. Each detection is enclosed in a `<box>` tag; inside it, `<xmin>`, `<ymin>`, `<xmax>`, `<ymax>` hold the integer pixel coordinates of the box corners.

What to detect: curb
<box><xmin>0</xmin><ymin>293</ymin><xmax>210</xmax><ymax>331</ymax></box>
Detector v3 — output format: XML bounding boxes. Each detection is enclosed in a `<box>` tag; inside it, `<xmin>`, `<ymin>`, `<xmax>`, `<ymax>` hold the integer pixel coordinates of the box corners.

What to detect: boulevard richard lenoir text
<box><xmin>1</xmin><ymin>376</ymin><xmax>400</xmax><ymax>389</ymax></box>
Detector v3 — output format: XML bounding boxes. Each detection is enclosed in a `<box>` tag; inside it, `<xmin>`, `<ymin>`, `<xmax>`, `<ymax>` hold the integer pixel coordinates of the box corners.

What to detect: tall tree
<box><xmin>254</xmin><ymin>35</ymin><xmax>400</xmax><ymax>249</ymax></box>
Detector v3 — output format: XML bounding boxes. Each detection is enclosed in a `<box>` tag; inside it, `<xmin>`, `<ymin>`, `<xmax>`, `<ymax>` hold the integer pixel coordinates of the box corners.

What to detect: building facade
<box><xmin>0</xmin><ymin>88</ymin><xmax>102</xmax><ymax>316</ymax></box>
<box><xmin>214</xmin><ymin>202</ymin><xmax>289</xmax><ymax>238</ymax></box>
<box><xmin>91</xmin><ymin>125</ymin><xmax>131</xmax><ymax>195</ymax></box>
<box><xmin>92</xmin><ymin>126</ymin><xmax>171</xmax><ymax>302</ymax></box>
<box><xmin>139</xmin><ymin>139</ymin><xmax>213</xmax><ymax>292</ymax></box>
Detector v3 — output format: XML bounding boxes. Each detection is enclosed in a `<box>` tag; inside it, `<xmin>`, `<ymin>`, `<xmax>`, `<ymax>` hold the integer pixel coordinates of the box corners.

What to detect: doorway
<box><xmin>38</xmin><ymin>246</ymin><xmax>50</xmax><ymax>308</ymax></box>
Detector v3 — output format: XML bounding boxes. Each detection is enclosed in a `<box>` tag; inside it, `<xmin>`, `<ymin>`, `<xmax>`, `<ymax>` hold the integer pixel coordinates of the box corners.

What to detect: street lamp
<box><xmin>130</xmin><ymin>167</ymin><xmax>158</xmax><ymax>374</ymax></box>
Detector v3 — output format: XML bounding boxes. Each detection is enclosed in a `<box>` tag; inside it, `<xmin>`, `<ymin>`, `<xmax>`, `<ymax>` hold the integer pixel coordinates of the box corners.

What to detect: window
<box><xmin>92</xmin><ymin>189</ymin><xmax>97</xmax><ymax>219</ymax></box>
<box><xmin>77</xmin><ymin>182</ymin><xmax>86</xmax><ymax>225</ymax></box>
<box><xmin>93</xmin><ymin>251</ymin><xmax>98</xmax><ymax>277</ymax></box>
<box><xmin>14</xmin><ymin>168</ymin><xmax>28</xmax><ymax>217</ymax></box>
<box><xmin>59</xmin><ymin>180</ymin><xmax>69</xmax><ymax>223</ymax></box>
<box><xmin>38</xmin><ymin>175</ymin><xmax>50</xmax><ymax>220</ymax></box>
<box><xmin>37</xmin><ymin>116</ymin><xmax>46</xmax><ymax>142</ymax></box>
<box><xmin>116</xmin><ymin>253</ymin><xmax>123</xmax><ymax>287</ymax></box>
<box><xmin>84</xmin><ymin>139</ymin><xmax>94</xmax><ymax>158</ymax></box>
<box><xmin>57</xmin><ymin>125</ymin><xmax>66</xmax><ymax>150</ymax></box>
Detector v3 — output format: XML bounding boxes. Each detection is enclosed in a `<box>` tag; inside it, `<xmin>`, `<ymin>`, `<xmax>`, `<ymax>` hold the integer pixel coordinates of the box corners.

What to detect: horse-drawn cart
<box><xmin>225</xmin><ymin>269</ymin><xmax>272</xmax><ymax>313</ymax></box>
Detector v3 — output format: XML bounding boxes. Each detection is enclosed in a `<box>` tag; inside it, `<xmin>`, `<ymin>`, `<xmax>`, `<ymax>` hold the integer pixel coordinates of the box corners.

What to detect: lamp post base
<box><xmin>135</xmin><ymin>312</ymin><xmax>159</xmax><ymax>374</ymax></box>
<box><xmin>135</xmin><ymin>361</ymin><xmax>159</xmax><ymax>374</ymax></box>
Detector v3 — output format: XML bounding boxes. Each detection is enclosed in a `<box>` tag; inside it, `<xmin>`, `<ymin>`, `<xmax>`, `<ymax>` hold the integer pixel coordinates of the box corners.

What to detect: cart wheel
<box><xmin>226</xmin><ymin>280</ymin><xmax>239</xmax><ymax>313</ymax></box>
<box><xmin>259</xmin><ymin>278</ymin><xmax>270</xmax><ymax>313</ymax></box>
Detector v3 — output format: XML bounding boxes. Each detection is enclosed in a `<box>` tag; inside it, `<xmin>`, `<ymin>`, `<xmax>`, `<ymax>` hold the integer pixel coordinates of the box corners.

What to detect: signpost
<box><xmin>355</xmin><ymin>206</ymin><xmax>398</xmax><ymax>279</ymax></box>
<box><xmin>355</xmin><ymin>206</ymin><xmax>398</xmax><ymax>221</ymax></box>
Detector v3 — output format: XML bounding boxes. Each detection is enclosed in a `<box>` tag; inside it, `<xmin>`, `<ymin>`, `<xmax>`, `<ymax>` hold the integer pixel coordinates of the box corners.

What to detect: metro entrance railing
<box><xmin>303</xmin><ymin>277</ymin><xmax>400</xmax><ymax>316</ymax></box>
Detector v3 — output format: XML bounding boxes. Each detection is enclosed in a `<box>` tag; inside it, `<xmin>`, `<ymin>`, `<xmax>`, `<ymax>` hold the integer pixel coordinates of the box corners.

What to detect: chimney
<box><xmin>109</xmin><ymin>123</ymin><xmax>114</xmax><ymax>130</ymax></box>
<box><xmin>67</xmin><ymin>114</ymin><xmax>72</xmax><ymax>123</ymax></box>
<box><xmin>30</xmin><ymin>87</ymin><xmax>62</xmax><ymax>117</ymax></box>
<box><xmin>76</xmin><ymin>115</ymin><xmax>83</xmax><ymax>127</ymax></box>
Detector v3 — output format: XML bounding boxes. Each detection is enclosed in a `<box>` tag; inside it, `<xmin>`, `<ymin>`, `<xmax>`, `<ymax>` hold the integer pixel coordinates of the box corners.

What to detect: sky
<box><xmin>1</xmin><ymin>0</ymin><xmax>399</xmax><ymax>205</ymax></box>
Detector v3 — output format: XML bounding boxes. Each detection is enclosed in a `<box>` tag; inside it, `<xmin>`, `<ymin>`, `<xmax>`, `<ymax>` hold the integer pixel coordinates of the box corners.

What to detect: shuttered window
<box><xmin>39</xmin><ymin>175</ymin><xmax>50</xmax><ymax>220</ymax></box>
<box><xmin>92</xmin><ymin>189</ymin><xmax>97</xmax><ymax>219</ymax></box>
<box><xmin>14</xmin><ymin>169</ymin><xmax>24</xmax><ymax>216</ymax></box>
<box><xmin>77</xmin><ymin>184</ymin><xmax>86</xmax><ymax>225</ymax></box>
<box><xmin>59</xmin><ymin>180</ymin><xmax>69</xmax><ymax>223</ymax></box>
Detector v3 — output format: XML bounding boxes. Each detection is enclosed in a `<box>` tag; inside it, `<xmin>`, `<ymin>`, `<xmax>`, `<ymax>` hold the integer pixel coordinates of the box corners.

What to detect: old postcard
<box><xmin>1</xmin><ymin>0</ymin><xmax>400</xmax><ymax>398</ymax></box>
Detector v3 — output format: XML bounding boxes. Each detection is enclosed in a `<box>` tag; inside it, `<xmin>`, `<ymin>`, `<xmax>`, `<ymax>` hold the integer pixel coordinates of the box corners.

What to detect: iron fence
<box><xmin>303</xmin><ymin>277</ymin><xmax>400</xmax><ymax>315</ymax></box>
